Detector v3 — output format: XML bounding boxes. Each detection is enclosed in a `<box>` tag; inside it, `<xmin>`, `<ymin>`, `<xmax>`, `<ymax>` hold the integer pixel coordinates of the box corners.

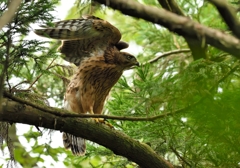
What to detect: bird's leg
<box><xmin>89</xmin><ymin>108</ymin><xmax>104</xmax><ymax>123</ymax></box>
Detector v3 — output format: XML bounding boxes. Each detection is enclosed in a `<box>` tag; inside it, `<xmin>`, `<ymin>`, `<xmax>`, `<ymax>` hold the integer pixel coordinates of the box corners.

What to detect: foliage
<box><xmin>1</xmin><ymin>0</ymin><xmax>240</xmax><ymax>167</ymax></box>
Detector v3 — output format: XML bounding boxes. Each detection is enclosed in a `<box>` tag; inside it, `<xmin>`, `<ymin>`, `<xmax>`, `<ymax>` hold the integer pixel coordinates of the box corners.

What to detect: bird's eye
<box><xmin>127</xmin><ymin>55</ymin><xmax>133</xmax><ymax>60</ymax></box>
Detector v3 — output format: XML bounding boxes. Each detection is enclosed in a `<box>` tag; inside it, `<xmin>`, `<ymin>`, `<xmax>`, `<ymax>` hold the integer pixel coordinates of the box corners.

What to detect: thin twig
<box><xmin>169</xmin><ymin>145</ymin><xmax>191</xmax><ymax>167</ymax></box>
<box><xmin>210</xmin><ymin>60</ymin><xmax>240</xmax><ymax>92</ymax></box>
<box><xmin>0</xmin><ymin>90</ymin><xmax>214</xmax><ymax>121</ymax></box>
<box><xmin>2</xmin><ymin>90</ymin><xmax>193</xmax><ymax>121</ymax></box>
<box><xmin>50</xmin><ymin>72</ymin><xmax>70</xmax><ymax>83</ymax></box>
<box><xmin>2</xmin><ymin>61</ymin><xmax>239</xmax><ymax>122</ymax></box>
<box><xmin>3</xmin><ymin>61</ymin><xmax>239</xmax><ymax>121</ymax></box>
<box><xmin>11</xmin><ymin>81</ymin><xmax>30</xmax><ymax>92</ymax></box>
<box><xmin>145</xmin><ymin>49</ymin><xmax>191</xmax><ymax>65</ymax></box>
<box><xmin>27</xmin><ymin>58</ymin><xmax>56</xmax><ymax>90</ymax></box>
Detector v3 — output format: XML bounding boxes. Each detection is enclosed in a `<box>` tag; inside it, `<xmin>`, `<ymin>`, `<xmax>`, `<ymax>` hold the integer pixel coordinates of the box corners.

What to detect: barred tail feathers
<box><xmin>34</xmin><ymin>29</ymin><xmax>76</xmax><ymax>40</ymax></box>
<box><xmin>62</xmin><ymin>132</ymin><xmax>86</xmax><ymax>156</ymax></box>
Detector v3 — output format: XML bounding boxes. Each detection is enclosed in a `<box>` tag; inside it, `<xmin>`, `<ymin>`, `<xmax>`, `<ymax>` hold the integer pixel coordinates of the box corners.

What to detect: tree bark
<box><xmin>0</xmin><ymin>0</ymin><xmax>22</xmax><ymax>30</ymax></box>
<box><xmin>208</xmin><ymin>0</ymin><xmax>240</xmax><ymax>39</ymax></box>
<box><xmin>94</xmin><ymin>0</ymin><xmax>240</xmax><ymax>58</ymax></box>
<box><xmin>157</xmin><ymin>0</ymin><xmax>207</xmax><ymax>60</ymax></box>
<box><xmin>0</xmin><ymin>98</ymin><xmax>173</xmax><ymax>168</ymax></box>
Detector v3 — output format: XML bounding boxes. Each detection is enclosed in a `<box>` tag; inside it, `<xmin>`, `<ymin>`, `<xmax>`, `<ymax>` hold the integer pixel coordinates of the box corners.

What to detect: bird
<box><xmin>34</xmin><ymin>15</ymin><xmax>139</xmax><ymax>156</ymax></box>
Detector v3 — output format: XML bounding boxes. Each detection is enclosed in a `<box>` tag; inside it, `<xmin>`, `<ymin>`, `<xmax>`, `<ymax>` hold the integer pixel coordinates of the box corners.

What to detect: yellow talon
<box><xmin>93</xmin><ymin>118</ymin><xmax>104</xmax><ymax>123</ymax></box>
<box><xmin>93</xmin><ymin>118</ymin><xmax>114</xmax><ymax>129</ymax></box>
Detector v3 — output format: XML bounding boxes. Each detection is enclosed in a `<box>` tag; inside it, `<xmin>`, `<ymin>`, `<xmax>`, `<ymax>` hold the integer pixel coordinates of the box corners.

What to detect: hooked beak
<box><xmin>130</xmin><ymin>61</ymin><xmax>140</xmax><ymax>69</ymax></box>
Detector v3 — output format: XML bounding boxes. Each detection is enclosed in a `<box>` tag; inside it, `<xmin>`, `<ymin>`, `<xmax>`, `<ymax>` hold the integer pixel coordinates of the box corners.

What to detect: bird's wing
<box><xmin>34</xmin><ymin>15</ymin><xmax>125</xmax><ymax>65</ymax></box>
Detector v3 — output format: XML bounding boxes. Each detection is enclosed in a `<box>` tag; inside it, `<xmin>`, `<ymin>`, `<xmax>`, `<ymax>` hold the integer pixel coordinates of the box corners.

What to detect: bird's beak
<box><xmin>128</xmin><ymin>61</ymin><xmax>140</xmax><ymax>70</ymax></box>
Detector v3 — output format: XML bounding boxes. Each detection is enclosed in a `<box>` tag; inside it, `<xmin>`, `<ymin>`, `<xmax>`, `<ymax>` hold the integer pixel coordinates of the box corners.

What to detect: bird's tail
<box><xmin>62</xmin><ymin>132</ymin><xmax>86</xmax><ymax>156</ymax></box>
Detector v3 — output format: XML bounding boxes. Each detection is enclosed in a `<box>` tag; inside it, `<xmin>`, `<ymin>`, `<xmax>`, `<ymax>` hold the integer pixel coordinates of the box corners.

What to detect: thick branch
<box><xmin>158</xmin><ymin>0</ymin><xmax>207</xmax><ymax>60</ymax></box>
<box><xmin>0</xmin><ymin>98</ymin><xmax>173</xmax><ymax>168</ymax></box>
<box><xmin>158</xmin><ymin>0</ymin><xmax>184</xmax><ymax>15</ymax></box>
<box><xmin>94</xmin><ymin>0</ymin><xmax>240</xmax><ymax>58</ymax></box>
<box><xmin>208</xmin><ymin>0</ymin><xmax>240</xmax><ymax>39</ymax></box>
<box><xmin>0</xmin><ymin>0</ymin><xmax>22</xmax><ymax>29</ymax></box>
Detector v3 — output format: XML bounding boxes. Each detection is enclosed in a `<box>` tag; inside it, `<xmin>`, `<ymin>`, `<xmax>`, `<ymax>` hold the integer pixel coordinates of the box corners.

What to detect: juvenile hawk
<box><xmin>34</xmin><ymin>15</ymin><xmax>139</xmax><ymax>155</ymax></box>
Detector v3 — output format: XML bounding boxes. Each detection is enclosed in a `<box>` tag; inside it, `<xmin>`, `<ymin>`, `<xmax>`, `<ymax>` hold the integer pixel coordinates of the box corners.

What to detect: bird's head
<box><xmin>118</xmin><ymin>52</ymin><xmax>139</xmax><ymax>69</ymax></box>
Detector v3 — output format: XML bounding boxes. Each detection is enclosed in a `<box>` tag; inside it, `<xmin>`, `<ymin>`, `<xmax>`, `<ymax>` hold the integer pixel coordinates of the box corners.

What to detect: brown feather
<box><xmin>34</xmin><ymin>16</ymin><xmax>122</xmax><ymax>65</ymax></box>
<box><xmin>34</xmin><ymin>15</ymin><xmax>139</xmax><ymax>156</ymax></box>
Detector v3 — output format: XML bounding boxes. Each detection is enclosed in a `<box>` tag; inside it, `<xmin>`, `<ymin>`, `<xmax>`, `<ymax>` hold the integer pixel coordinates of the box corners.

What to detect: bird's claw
<box><xmin>93</xmin><ymin>118</ymin><xmax>114</xmax><ymax>129</ymax></box>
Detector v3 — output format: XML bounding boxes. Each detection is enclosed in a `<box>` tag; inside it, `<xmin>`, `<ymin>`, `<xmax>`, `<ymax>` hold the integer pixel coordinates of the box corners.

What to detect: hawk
<box><xmin>34</xmin><ymin>15</ymin><xmax>139</xmax><ymax>156</ymax></box>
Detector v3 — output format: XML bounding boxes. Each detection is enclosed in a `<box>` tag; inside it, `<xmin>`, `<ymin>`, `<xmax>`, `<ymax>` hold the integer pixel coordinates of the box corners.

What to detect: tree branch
<box><xmin>157</xmin><ymin>0</ymin><xmax>207</xmax><ymax>60</ymax></box>
<box><xmin>169</xmin><ymin>145</ymin><xmax>191</xmax><ymax>167</ymax></box>
<box><xmin>146</xmin><ymin>49</ymin><xmax>191</xmax><ymax>64</ymax></box>
<box><xmin>208</xmin><ymin>0</ymin><xmax>240</xmax><ymax>39</ymax></box>
<box><xmin>1</xmin><ymin>55</ymin><xmax>238</xmax><ymax>168</ymax></box>
<box><xmin>0</xmin><ymin>98</ymin><xmax>173</xmax><ymax>168</ymax></box>
<box><xmin>27</xmin><ymin>58</ymin><xmax>56</xmax><ymax>90</ymax></box>
<box><xmin>94</xmin><ymin>0</ymin><xmax>240</xmax><ymax>58</ymax></box>
<box><xmin>1</xmin><ymin>90</ymin><xmax>195</xmax><ymax>121</ymax></box>
<box><xmin>3</xmin><ymin>58</ymin><xmax>238</xmax><ymax>123</ymax></box>
<box><xmin>0</xmin><ymin>0</ymin><xmax>22</xmax><ymax>30</ymax></box>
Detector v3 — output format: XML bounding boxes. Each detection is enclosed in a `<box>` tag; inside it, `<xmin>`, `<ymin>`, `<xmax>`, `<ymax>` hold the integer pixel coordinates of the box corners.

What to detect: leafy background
<box><xmin>1</xmin><ymin>0</ymin><xmax>240</xmax><ymax>167</ymax></box>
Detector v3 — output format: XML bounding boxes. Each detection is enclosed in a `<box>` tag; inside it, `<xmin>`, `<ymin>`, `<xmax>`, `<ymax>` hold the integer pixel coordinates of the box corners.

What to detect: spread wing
<box><xmin>34</xmin><ymin>15</ymin><xmax>128</xmax><ymax>65</ymax></box>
